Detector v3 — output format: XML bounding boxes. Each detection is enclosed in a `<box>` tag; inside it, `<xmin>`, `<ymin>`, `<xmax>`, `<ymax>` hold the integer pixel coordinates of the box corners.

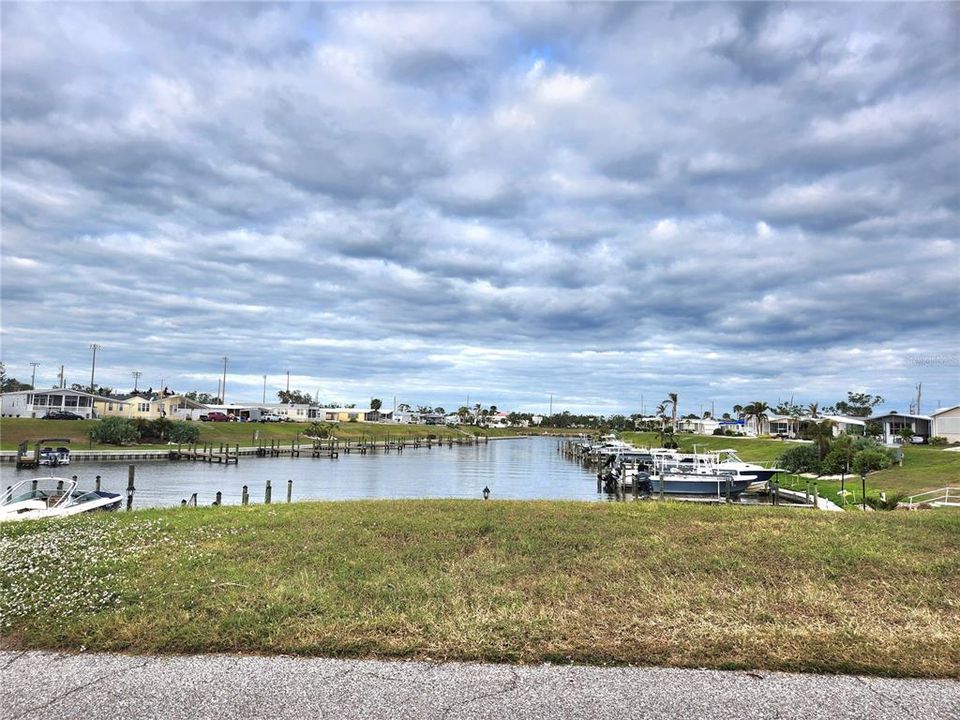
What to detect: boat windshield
<box><xmin>2</xmin><ymin>479</ymin><xmax>78</xmax><ymax>507</ymax></box>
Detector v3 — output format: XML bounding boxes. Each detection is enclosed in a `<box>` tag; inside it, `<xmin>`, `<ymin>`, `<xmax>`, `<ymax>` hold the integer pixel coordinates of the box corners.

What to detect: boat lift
<box><xmin>15</xmin><ymin>438</ymin><xmax>72</xmax><ymax>469</ymax></box>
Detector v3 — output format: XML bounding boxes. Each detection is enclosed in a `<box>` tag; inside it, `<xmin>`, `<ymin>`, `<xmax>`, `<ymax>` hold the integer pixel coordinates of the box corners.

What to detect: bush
<box><xmin>929</xmin><ymin>436</ymin><xmax>948</xmax><ymax>447</ymax></box>
<box><xmin>712</xmin><ymin>428</ymin><xmax>725</xmax><ymax>436</ymax></box>
<box><xmin>90</xmin><ymin>417</ymin><xmax>141</xmax><ymax>446</ymax></box>
<box><xmin>168</xmin><ymin>421</ymin><xmax>200</xmax><ymax>444</ymax></box>
<box><xmin>852</xmin><ymin>449</ymin><xmax>893</xmax><ymax>474</ymax></box>
<box><xmin>777</xmin><ymin>445</ymin><xmax>821</xmax><ymax>474</ymax></box>
<box><xmin>821</xmin><ymin>445</ymin><xmax>852</xmax><ymax>475</ymax></box>
<box><xmin>851</xmin><ymin>436</ymin><xmax>886</xmax><ymax>454</ymax></box>
<box><xmin>865</xmin><ymin>492</ymin><xmax>905</xmax><ymax>511</ymax></box>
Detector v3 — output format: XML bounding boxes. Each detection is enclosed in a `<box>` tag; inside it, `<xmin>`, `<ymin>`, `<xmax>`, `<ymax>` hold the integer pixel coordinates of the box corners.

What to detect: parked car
<box><xmin>199</xmin><ymin>411</ymin><xmax>230</xmax><ymax>422</ymax></box>
<box><xmin>910</xmin><ymin>436</ymin><xmax>926</xmax><ymax>444</ymax></box>
<box><xmin>259</xmin><ymin>412</ymin><xmax>285</xmax><ymax>423</ymax></box>
<box><xmin>43</xmin><ymin>410</ymin><xmax>84</xmax><ymax>420</ymax></box>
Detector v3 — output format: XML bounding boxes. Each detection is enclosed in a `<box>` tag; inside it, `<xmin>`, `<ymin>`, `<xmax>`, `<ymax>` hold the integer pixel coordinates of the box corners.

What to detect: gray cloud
<box><xmin>2</xmin><ymin>2</ymin><xmax>957</xmax><ymax>413</ymax></box>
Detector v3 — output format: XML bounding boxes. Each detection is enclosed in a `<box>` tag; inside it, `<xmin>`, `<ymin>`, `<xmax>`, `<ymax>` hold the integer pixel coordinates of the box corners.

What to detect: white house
<box><xmin>677</xmin><ymin>417</ymin><xmax>721</xmax><ymax>435</ymax></box>
<box><xmin>930</xmin><ymin>405</ymin><xmax>960</xmax><ymax>443</ymax></box>
<box><xmin>0</xmin><ymin>389</ymin><xmax>115</xmax><ymax>419</ymax></box>
<box><xmin>868</xmin><ymin>412</ymin><xmax>932</xmax><ymax>444</ymax></box>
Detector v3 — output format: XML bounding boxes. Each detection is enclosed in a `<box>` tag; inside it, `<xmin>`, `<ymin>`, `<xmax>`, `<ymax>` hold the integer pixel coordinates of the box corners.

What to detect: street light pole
<box><xmin>89</xmin><ymin>344</ymin><xmax>102</xmax><ymax>393</ymax></box>
<box><xmin>132</xmin><ymin>371</ymin><xmax>142</xmax><ymax>392</ymax></box>
<box><xmin>221</xmin><ymin>356</ymin><xmax>229</xmax><ymax>404</ymax></box>
<box><xmin>29</xmin><ymin>362</ymin><xmax>39</xmax><ymax>389</ymax></box>
<box><xmin>262</xmin><ymin>375</ymin><xmax>267</xmax><ymax>404</ymax></box>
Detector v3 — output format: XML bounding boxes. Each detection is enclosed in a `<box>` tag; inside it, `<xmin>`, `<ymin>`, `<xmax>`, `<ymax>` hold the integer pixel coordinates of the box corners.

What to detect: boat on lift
<box><xmin>0</xmin><ymin>477</ymin><xmax>122</xmax><ymax>522</ymax></box>
<box><xmin>38</xmin><ymin>445</ymin><xmax>71</xmax><ymax>467</ymax></box>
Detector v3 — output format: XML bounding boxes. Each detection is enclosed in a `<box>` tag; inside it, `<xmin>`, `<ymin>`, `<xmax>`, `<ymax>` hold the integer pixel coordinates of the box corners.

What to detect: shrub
<box><xmin>865</xmin><ymin>492</ymin><xmax>905</xmax><ymax>511</ymax></box>
<box><xmin>852</xmin><ymin>449</ymin><xmax>893</xmax><ymax>474</ymax></box>
<box><xmin>712</xmin><ymin>428</ymin><xmax>725</xmax><ymax>436</ymax></box>
<box><xmin>929</xmin><ymin>436</ymin><xmax>948</xmax><ymax>447</ymax></box>
<box><xmin>90</xmin><ymin>417</ymin><xmax>141</xmax><ymax>446</ymax></box>
<box><xmin>821</xmin><ymin>445</ymin><xmax>852</xmax><ymax>475</ymax></box>
<box><xmin>777</xmin><ymin>445</ymin><xmax>821</xmax><ymax>474</ymax></box>
<box><xmin>851</xmin><ymin>436</ymin><xmax>886</xmax><ymax>453</ymax></box>
<box><xmin>168</xmin><ymin>421</ymin><xmax>200</xmax><ymax>444</ymax></box>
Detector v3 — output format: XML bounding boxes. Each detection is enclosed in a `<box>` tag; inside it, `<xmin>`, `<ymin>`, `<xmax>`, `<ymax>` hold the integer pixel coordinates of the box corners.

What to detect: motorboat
<box><xmin>646</xmin><ymin>447</ymin><xmax>783</xmax><ymax>490</ymax></box>
<box><xmin>38</xmin><ymin>446</ymin><xmax>71</xmax><ymax>467</ymax></box>
<box><xmin>607</xmin><ymin>460</ymin><xmax>755</xmax><ymax>499</ymax></box>
<box><xmin>0</xmin><ymin>477</ymin><xmax>122</xmax><ymax>521</ymax></box>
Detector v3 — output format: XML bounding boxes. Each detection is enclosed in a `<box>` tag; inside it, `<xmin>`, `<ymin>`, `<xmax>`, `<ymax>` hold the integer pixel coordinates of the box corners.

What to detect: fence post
<box><xmin>287</xmin><ymin>479</ymin><xmax>293</xmax><ymax>503</ymax></box>
<box><xmin>126</xmin><ymin>465</ymin><xmax>136</xmax><ymax>511</ymax></box>
<box><xmin>242</xmin><ymin>485</ymin><xmax>249</xmax><ymax>505</ymax></box>
<box><xmin>265</xmin><ymin>480</ymin><xmax>272</xmax><ymax>504</ymax></box>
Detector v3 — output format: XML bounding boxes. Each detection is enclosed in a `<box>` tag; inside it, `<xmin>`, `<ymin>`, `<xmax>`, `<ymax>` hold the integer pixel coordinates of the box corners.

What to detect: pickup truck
<box><xmin>199</xmin><ymin>411</ymin><xmax>230</xmax><ymax>422</ymax></box>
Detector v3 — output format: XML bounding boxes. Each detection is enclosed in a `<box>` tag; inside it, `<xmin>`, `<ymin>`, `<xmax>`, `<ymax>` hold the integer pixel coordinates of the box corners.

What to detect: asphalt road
<box><xmin>2</xmin><ymin>651</ymin><xmax>957</xmax><ymax>719</ymax></box>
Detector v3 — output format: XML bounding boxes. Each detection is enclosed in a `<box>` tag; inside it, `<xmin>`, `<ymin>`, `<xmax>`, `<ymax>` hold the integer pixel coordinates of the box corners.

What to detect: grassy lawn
<box><xmin>0</xmin><ymin>418</ymin><xmax>478</xmax><ymax>451</ymax></box>
<box><xmin>1</xmin><ymin>500</ymin><xmax>958</xmax><ymax>677</ymax></box>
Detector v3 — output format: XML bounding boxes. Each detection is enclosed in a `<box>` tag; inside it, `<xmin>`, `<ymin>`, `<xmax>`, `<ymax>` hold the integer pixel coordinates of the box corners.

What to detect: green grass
<box><xmin>0</xmin><ymin>418</ymin><xmax>480</xmax><ymax>451</ymax></box>
<box><xmin>2</xmin><ymin>500</ymin><xmax>958</xmax><ymax>677</ymax></box>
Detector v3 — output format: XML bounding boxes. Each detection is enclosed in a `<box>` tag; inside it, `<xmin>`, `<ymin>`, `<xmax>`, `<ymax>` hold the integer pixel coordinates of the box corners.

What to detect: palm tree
<box><xmin>810</xmin><ymin>419</ymin><xmax>835</xmax><ymax>462</ymax></box>
<box><xmin>664</xmin><ymin>392</ymin><xmax>678</xmax><ymax>434</ymax></box>
<box><xmin>732</xmin><ymin>404</ymin><xmax>743</xmax><ymax>419</ymax></box>
<box><xmin>808</xmin><ymin>402</ymin><xmax>819</xmax><ymax>419</ymax></box>
<box><xmin>744</xmin><ymin>401</ymin><xmax>770</xmax><ymax>436</ymax></box>
<box><xmin>655</xmin><ymin>402</ymin><xmax>668</xmax><ymax>429</ymax></box>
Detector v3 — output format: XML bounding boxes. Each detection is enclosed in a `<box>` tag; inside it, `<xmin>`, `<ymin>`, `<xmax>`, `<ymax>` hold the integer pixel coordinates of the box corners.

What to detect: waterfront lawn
<box><xmin>2</xmin><ymin>500</ymin><xmax>958</xmax><ymax>677</ymax></box>
<box><xmin>0</xmin><ymin>418</ymin><xmax>470</xmax><ymax>451</ymax></box>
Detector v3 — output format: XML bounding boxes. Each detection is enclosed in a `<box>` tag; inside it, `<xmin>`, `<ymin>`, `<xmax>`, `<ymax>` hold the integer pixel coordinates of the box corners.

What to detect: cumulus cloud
<box><xmin>1</xmin><ymin>2</ymin><xmax>957</xmax><ymax>413</ymax></box>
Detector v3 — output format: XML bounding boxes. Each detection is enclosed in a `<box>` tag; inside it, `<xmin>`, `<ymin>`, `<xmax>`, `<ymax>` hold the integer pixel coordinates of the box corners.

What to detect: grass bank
<box><xmin>0</xmin><ymin>418</ymin><xmax>477</xmax><ymax>451</ymax></box>
<box><xmin>2</xmin><ymin>500</ymin><xmax>957</xmax><ymax>677</ymax></box>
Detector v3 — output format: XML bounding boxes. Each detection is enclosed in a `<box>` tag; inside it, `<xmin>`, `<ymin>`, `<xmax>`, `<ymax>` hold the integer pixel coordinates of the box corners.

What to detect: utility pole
<box><xmin>89</xmin><ymin>344</ymin><xmax>102</xmax><ymax>393</ymax></box>
<box><xmin>286</xmin><ymin>370</ymin><xmax>290</xmax><ymax>393</ymax></box>
<box><xmin>262</xmin><ymin>375</ymin><xmax>267</xmax><ymax>404</ymax></box>
<box><xmin>58</xmin><ymin>365</ymin><xmax>65</xmax><ymax>389</ymax></box>
<box><xmin>549</xmin><ymin>394</ymin><xmax>553</xmax><ymax>416</ymax></box>
<box><xmin>132</xmin><ymin>371</ymin><xmax>142</xmax><ymax>392</ymax></box>
<box><xmin>221</xmin><ymin>356</ymin><xmax>228</xmax><ymax>404</ymax></box>
<box><xmin>29</xmin><ymin>362</ymin><xmax>39</xmax><ymax>389</ymax></box>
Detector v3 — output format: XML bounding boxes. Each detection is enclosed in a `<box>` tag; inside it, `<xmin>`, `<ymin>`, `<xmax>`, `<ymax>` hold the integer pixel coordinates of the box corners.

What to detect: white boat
<box><xmin>0</xmin><ymin>477</ymin><xmax>122</xmax><ymax>522</ymax></box>
<box><xmin>38</xmin><ymin>445</ymin><xmax>71</xmax><ymax>467</ymax></box>
<box><xmin>649</xmin><ymin>447</ymin><xmax>783</xmax><ymax>491</ymax></box>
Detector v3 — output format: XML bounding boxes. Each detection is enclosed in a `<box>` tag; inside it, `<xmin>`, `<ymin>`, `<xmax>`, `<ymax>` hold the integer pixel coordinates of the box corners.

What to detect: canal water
<box><xmin>3</xmin><ymin>437</ymin><xmax>602</xmax><ymax>508</ymax></box>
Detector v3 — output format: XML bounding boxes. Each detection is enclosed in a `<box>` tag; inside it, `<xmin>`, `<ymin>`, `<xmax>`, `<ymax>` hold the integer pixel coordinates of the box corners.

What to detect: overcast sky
<box><xmin>2</xmin><ymin>2</ymin><xmax>958</xmax><ymax>415</ymax></box>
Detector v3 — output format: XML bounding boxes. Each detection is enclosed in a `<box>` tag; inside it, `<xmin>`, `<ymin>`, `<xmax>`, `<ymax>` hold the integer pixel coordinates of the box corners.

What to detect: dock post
<box><xmin>58</xmin><ymin>479</ymin><xmax>65</xmax><ymax>493</ymax></box>
<box><xmin>95</xmin><ymin>475</ymin><xmax>101</xmax><ymax>491</ymax></box>
<box><xmin>265</xmin><ymin>480</ymin><xmax>272</xmax><ymax>504</ymax></box>
<box><xmin>597</xmin><ymin>473</ymin><xmax>602</xmax><ymax>493</ymax></box>
<box><xmin>805</xmin><ymin>480</ymin><xmax>810</xmax><ymax>504</ymax></box>
<box><xmin>287</xmin><ymin>479</ymin><xmax>292</xmax><ymax>503</ymax></box>
<box><xmin>632</xmin><ymin>467</ymin><xmax>639</xmax><ymax>499</ymax></box>
<box><xmin>813</xmin><ymin>483</ymin><xmax>819</xmax><ymax>508</ymax></box>
<box><xmin>659</xmin><ymin>471</ymin><xmax>665</xmax><ymax>500</ymax></box>
<box><xmin>725</xmin><ymin>476</ymin><xmax>731</xmax><ymax>503</ymax></box>
<box><xmin>126</xmin><ymin>465</ymin><xmax>136</xmax><ymax>511</ymax></box>
<box><xmin>773</xmin><ymin>481</ymin><xmax>779</xmax><ymax>506</ymax></box>
<box><xmin>32</xmin><ymin>479</ymin><xmax>38</xmax><ymax>492</ymax></box>
<box><xmin>214</xmin><ymin>491</ymin><xmax>222</xmax><ymax>506</ymax></box>
<box><xmin>242</xmin><ymin>485</ymin><xmax>249</xmax><ymax>506</ymax></box>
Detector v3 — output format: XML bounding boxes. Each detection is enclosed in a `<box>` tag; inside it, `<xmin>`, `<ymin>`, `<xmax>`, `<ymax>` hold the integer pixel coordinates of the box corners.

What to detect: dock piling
<box><xmin>265</xmin><ymin>480</ymin><xmax>272</xmax><ymax>504</ymax></box>
<box><xmin>126</xmin><ymin>465</ymin><xmax>136</xmax><ymax>511</ymax></box>
<box><xmin>95</xmin><ymin>475</ymin><xmax>101</xmax><ymax>492</ymax></box>
<box><xmin>242</xmin><ymin>485</ymin><xmax>249</xmax><ymax>506</ymax></box>
<box><xmin>214</xmin><ymin>491</ymin><xmax>222</xmax><ymax>506</ymax></box>
<box><xmin>287</xmin><ymin>479</ymin><xmax>292</xmax><ymax>503</ymax></box>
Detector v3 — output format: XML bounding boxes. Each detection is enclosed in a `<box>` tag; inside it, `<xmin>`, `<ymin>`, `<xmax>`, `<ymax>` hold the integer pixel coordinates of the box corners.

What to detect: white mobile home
<box><xmin>930</xmin><ymin>405</ymin><xmax>960</xmax><ymax>443</ymax></box>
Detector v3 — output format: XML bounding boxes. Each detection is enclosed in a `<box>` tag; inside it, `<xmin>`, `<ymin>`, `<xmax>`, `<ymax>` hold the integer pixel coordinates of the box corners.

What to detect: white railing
<box><xmin>905</xmin><ymin>487</ymin><xmax>960</xmax><ymax>509</ymax></box>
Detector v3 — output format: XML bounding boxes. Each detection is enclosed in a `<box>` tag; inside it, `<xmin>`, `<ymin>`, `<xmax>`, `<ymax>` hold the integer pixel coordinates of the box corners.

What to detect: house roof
<box><xmin>868</xmin><ymin>413</ymin><xmax>931</xmax><ymax>421</ymax></box>
<box><xmin>930</xmin><ymin>405</ymin><xmax>960</xmax><ymax>417</ymax></box>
